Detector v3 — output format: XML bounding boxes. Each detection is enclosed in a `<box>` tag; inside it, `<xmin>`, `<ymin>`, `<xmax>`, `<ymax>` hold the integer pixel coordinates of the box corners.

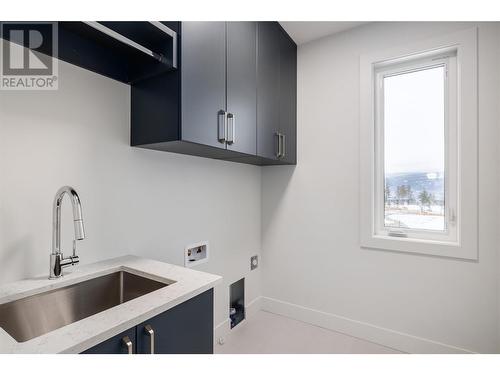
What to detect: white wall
<box><xmin>0</xmin><ymin>46</ymin><xmax>262</xmax><ymax>329</ymax></box>
<box><xmin>262</xmin><ymin>22</ymin><xmax>500</xmax><ymax>353</ymax></box>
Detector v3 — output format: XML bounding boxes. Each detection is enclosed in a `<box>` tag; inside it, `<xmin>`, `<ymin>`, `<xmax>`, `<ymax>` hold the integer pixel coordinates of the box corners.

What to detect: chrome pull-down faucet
<box><xmin>49</xmin><ymin>186</ymin><xmax>85</xmax><ymax>279</ymax></box>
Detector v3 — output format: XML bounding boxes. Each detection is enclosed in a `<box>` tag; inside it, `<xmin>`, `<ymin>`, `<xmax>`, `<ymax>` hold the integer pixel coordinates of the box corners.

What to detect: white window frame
<box><xmin>360</xmin><ymin>28</ymin><xmax>478</xmax><ymax>260</ymax></box>
<box><xmin>374</xmin><ymin>52</ymin><xmax>457</xmax><ymax>242</ymax></box>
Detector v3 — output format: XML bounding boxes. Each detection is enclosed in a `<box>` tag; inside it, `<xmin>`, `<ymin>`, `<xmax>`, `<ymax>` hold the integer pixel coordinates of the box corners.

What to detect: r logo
<box><xmin>0</xmin><ymin>22</ymin><xmax>58</xmax><ymax>89</ymax></box>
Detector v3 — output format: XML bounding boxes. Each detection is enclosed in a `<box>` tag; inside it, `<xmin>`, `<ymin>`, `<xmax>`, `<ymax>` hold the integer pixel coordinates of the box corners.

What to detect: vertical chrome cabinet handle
<box><xmin>226</xmin><ymin>113</ymin><xmax>235</xmax><ymax>145</ymax></box>
<box><xmin>280</xmin><ymin>133</ymin><xmax>286</xmax><ymax>158</ymax></box>
<box><xmin>122</xmin><ymin>336</ymin><xmax>133</xmax><ymax>354</ymax></box>
<box><xmin>218</xmin><ymin>110</ymin><xmax>227</xmax><ymax>143</ymax></box>
<box><xmin>275</xmin><ymin>132</ymin><xmax>281</xmax><ymax>158</ymax></box>
<box><xmin>145</xmin><ymin>325</ymin><xmax>155</xmax><ymax>354</ymax></box>
<box><xmin>232</xmin><ymin>114</ymin><xmax>235</xmax><ymax>144</ymax></box>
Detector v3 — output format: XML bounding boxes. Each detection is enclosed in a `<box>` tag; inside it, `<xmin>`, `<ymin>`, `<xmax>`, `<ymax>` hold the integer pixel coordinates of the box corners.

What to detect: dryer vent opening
<box><xmin>229</xmin><ymin>278</ymin><xmax>245</xmax><ymax>329</ymax></box>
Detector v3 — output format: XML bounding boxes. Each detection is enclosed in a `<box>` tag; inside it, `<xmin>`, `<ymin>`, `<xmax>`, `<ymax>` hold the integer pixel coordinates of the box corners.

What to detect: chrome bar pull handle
<box><xmin>275</xmin><ymin>132</ymin><xmax>281</xmax><ymax>158</ymax></box>
<box><xmin>281</xmin><ymin>133</ymin><xmax>286</xmax><ymax>158</ymax></box>
<box><xmin>122</xmin><ymin>336</ymin><xmax>133</xmax><ymax>354</ymax></box>
<box><xmin>145</xmin><ymin>325</ymin><xmax>155</xmax><ymax>354</ymax></box>
<box><xmin>226</xmin><ymin>113</ymin><xmax>235</xmax><ymax>145</ymax></box>
<box><xmin>218</xmin><ymin>110</ymin><xmax>227</xmax><ymax>143</ymax></box>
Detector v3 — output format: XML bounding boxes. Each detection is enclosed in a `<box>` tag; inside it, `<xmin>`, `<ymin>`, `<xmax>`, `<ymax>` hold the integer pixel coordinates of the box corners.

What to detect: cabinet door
<box><xmin>226</xmin><ymin>22</ymin><xmax>257</xmax><ymax>155</ymax></box>
<box><xmin>279</xmin><ymin>30</ymin><xmax>297</xmax><ymax>164</ymax></box>
<box><xmin>82</xmin><ymin>327</ymin><xmax>136</xmax><ymax>354</ymax></box>
<box><xmin>181</xmin><ymin>22</ymin><xmax>226</xmax><ymax>149</ymax></box>
<box><xmin>136</xmin><ymin>289</ymin><xmax>214</xmax><ymax>354</ymax></box>
<box><xmin>257</xmin><ymin>22</ymin><xmax>281</xmax><ymax>160</ymax></box>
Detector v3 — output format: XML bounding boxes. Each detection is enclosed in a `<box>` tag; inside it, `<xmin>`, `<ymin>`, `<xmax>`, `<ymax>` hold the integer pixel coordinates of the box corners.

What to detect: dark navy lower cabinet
<box><xmin>82</xmin><ymin>289</ymin><xmax>213</xmax><ymax>354</ymax></box>
<box><xmin>137</xmin><ymin>288</ymin><xmax>213</xmax><ymax>354</ymax></box>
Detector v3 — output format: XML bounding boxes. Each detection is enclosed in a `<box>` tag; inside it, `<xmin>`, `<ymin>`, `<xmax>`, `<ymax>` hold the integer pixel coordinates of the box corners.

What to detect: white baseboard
<box><xmin>214</xmin><ymin>296</ymin><xmax>263</xmax><ymax>347</ymax></box>
<box><xmin>260</xmin><ymin>296</ymin><xmax>475</xmax><ymax>354</ymax></box>
<box><xmin>246</xmin><ymin>295</ymin><xmax>263</xmax><ymax>318</ymax></box>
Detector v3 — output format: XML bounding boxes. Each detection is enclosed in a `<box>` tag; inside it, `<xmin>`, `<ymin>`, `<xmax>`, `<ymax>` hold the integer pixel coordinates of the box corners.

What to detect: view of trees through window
<box><xmin>383</xmin><ymin>65</ymin><xmax>446</xmax><ymax>231</ymax></box>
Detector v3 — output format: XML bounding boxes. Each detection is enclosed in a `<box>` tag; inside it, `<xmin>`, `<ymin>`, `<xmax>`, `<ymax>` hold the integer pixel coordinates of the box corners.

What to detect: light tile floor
<box><xmin>215</xmin><ymin>311</ymin><xmax>403</xmax><ymax>354</ymax></box>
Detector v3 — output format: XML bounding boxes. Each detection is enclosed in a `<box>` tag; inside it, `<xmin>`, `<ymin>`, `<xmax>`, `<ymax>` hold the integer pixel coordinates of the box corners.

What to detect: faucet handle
<box><xmin>49</xmin><ymin>253</ymin><xmax>79</xmax><ymax>279</ymax></box>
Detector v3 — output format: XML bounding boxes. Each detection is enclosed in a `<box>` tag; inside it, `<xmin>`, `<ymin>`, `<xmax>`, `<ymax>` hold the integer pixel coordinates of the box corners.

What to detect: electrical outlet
<box><xmin>250</xmin><ymin>255</ymin><xmax>258</xmax><ymax>270</ymax></box>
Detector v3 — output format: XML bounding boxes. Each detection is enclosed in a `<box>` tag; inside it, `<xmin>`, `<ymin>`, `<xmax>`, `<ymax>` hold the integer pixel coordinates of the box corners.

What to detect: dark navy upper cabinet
<box><xmin>131</xmin><ymin>21</ymin><xmax>262</xmax><ymax>162</ymax></box>
<box><xmin>278</xmin><ymin>27</ymin><xmax>297</xmax><ymax>165</ymax></box>
<box><xmin>256</xmin><ymin>22</ymin><xmax>281</xmax><ymax>161</ymax></box>
<box><xmin>226</xmin><ymin>22</ymin><xmax>257</xmax><ymax>155</ymax></box>
<box><xmin>131</xmin><ymin>21</ymin><xmax>296</xmax><ymax>166</ymax></box>
<box><xmin>82</xmin><ymin>289</ymin><xmax>213</xmax><ymax>354</ymax></box>
<box><xmin>181</xmin><ymin>22</ymin><xmax>226</xmax><ymax>149</ymax></box>
<box><xmin>257</xmin><ymin>22</ymin><xmax>297</xmax><ymax>165</ymax></box>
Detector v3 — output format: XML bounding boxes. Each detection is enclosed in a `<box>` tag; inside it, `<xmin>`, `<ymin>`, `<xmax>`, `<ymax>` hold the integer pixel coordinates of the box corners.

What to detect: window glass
<box><xmin>383</xmin><ymin>66</ymin><xmax>446</xmax><ymax>231</ymax></box>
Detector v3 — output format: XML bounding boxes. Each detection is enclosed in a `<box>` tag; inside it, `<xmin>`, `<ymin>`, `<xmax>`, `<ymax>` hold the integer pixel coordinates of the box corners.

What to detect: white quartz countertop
<box><xmin>0</xmin><ymin>255</ymin><xmax>222</xmax><ymax>353</ymax></box>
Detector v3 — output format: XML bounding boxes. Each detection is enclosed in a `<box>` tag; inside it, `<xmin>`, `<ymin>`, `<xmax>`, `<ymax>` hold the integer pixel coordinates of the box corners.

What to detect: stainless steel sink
<box><xmin>0</xmin><ymin>271</ymin><xmax>170</xmax><ymax>342</ymax></box>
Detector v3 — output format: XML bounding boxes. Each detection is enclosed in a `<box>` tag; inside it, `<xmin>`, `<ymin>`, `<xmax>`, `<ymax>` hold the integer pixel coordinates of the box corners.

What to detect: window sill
<box><xmin>360</xmin><ymin>234</ymin><xmax>477</xmax><ymax>261</ymax></box>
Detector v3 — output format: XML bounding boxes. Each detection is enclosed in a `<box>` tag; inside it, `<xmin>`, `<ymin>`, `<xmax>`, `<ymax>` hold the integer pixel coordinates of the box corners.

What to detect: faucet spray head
<box><xmin>74</xmin><ymin>219</ymin><xmax>85</xmax><ymax>240</ymax></box>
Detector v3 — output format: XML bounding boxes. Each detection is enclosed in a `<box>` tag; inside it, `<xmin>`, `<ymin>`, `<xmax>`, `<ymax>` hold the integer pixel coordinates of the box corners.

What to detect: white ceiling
<box><xmin>279</xmin><ymin>22</ymin><xmax>366</xmax><ymax>45</ymax></box>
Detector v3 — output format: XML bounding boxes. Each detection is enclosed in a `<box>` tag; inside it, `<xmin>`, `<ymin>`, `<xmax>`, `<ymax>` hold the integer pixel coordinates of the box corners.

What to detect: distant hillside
<box><xmin>385</xmin><ymin>172</ymin><xmax>444</xmax><ymax>201</ymax></box>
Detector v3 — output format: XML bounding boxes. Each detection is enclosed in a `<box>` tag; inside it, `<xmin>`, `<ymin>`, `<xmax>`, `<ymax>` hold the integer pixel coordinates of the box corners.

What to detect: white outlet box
<box><xmin>184</xmin><ymin>241</ymin><xmax>209</xmax><ymax>268</ymax></box>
